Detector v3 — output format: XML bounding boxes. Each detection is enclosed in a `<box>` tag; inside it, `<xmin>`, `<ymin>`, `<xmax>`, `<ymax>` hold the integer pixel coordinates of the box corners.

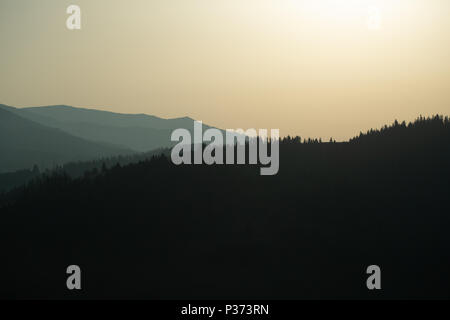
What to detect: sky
<box><xmin>1</xmin><ymin>0</ymin><xmax>450</xmax><ymax>140</ymax></box>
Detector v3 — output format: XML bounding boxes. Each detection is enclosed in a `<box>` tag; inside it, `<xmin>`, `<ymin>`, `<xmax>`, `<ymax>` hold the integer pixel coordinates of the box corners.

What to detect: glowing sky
<box><xmin>1</xmin><ymin>0</ymin><xmax>450</xmax><ymax>140</ymax></box>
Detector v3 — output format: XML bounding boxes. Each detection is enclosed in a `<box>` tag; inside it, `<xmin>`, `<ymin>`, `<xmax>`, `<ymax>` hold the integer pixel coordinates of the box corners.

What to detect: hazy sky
<box><xmin>1</xmin><ymin>0</ymin><xmax>450</xmax><ymax>140</ymax></box>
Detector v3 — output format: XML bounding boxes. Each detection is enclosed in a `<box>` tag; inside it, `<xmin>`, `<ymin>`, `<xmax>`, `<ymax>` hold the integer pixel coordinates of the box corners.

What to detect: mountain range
<box><xmin>0</xmin><ymin>104</ymin><xmax>208</xmax><ymax>173</ymax></box>
<box><xmin>2</xmin><ymin>115</ymin><xmax>450</xmax><ymax>299</ymax></box>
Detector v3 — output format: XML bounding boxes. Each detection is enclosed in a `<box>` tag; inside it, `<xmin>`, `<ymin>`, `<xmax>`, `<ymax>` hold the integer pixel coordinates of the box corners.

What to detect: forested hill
<box><xmin>0</xmin><ymin>148</ymin><xmax>169</xmax><ymax>193</ymax></box>
<box><xmin>350</xmin><ymin>115</ymin><xmax>450</xmax><ymax>143</ymax></box>
<box><xmin>1</xmin><ymin>115</ymin><xmax>449</xmax><ymax>299</ymax></box>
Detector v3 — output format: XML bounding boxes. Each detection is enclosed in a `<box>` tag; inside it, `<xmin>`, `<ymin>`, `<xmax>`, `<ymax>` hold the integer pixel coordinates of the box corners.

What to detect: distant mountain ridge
<box><xmin>3</xmin><ymin>104</ymin><xmax>207</xmax><ymax>152</ymax></box>
<box><xmin>22</xmin><ymin>105</ymin><xmax>195</xmax><ymax>130</ymax></box>
<box><xmin>0</xmin><ymin>106</ymin><xmax>131</xmax><ymax>173</ymax></box>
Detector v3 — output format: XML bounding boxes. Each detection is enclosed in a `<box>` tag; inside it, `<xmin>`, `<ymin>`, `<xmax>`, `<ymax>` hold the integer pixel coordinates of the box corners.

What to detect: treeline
<box><xmin>281</xmin><ymin>114</ymin><xmax>450</xmax><ymax>144</ymax></box>
<box><xmin>350</xmin><ymin>115</ymin><xmax>450</xmax><ymax>143</ymax></box>
<box><xmin>2</xmin><ymin>115</ymin><xmax>447</xmax><ymax>194</ymax></box>
<box><xmin>0</xmin><ymin>148</ymin><xmax>169</xmax><ymax>194</ymax></box>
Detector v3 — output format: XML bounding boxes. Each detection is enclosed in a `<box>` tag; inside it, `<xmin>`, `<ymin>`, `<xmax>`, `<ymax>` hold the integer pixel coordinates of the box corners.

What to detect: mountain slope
<box><xmin>9</xmin><ymin>105</ymin><xmax>202</xmax><ymax>152</ymax></box>
<box><xmin>0</xmin><ymin>107</ymin><xmax>131</xmax><ymax>173</ymax></box>
<box><xmin>1</xmin><ymin>116</ymin><xmax>450</xmax><ymax>299</ymax></box>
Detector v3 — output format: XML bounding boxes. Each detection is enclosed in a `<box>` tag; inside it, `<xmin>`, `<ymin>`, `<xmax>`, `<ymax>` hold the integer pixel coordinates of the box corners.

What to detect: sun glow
<box><xmin>294</xmin><ymin>0</ymin><xmax>390</xmax><ymax>16</ymax></box>
<box><xmin>289</xmin><ymin>0</ymin><xmax>416</xmax><ymax>30</ymax></box>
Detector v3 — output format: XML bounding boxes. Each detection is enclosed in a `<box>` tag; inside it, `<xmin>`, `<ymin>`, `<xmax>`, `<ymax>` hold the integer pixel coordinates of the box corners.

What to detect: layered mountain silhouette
<box><xmin>0</xmin><ymin>106</ymin><xmax>132</xmax><ymax>173</ymax></box>
<box><xmin>1</xmin><ymin>115</ymin><xmax>450</xmax><ymax>299</ymax></box>
<box><xmin>0</xmin><ymin>104</ymin><xmax>215</xmax><ymax>173</ymax></box>
<box><xmin>2</xmin><ymin>104</ymin><xmax>205</xmax><ymax>152</ymax></box>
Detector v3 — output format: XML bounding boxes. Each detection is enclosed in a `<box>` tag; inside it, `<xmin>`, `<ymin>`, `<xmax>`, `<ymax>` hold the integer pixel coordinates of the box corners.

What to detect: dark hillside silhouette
<box><xmin>0</xmin><ymin>148</ymin><xmax>169</xmax><ymax>193</ymax></box>
<box><xmin>1</xmin><ymin>115</ymin><xmax>450</xmax><ymax>299</ymax></box>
